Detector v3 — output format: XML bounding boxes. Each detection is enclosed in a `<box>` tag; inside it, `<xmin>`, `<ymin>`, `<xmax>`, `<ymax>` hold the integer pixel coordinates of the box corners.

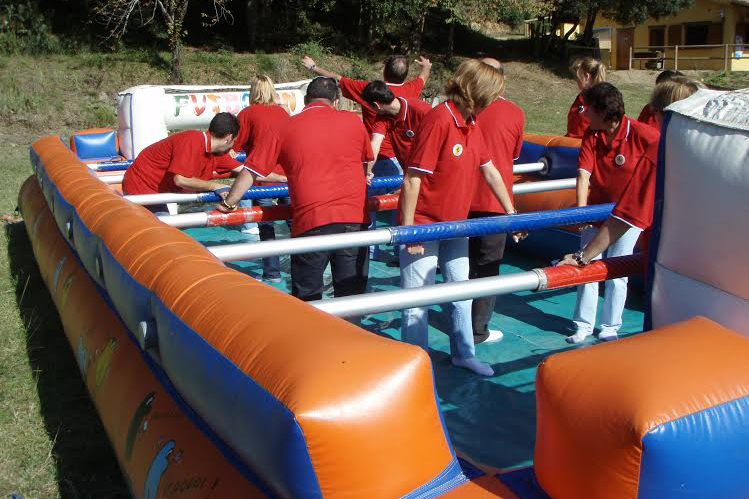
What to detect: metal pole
<box><xmin>512</xmin><ymin>162</ymin><xmax>545</xmax><ymax>174</ymax></box>
<box><xmin>86</xmin><ymin>152</ymin><xmax>248</xmax><ymax>172</ymax></box>
<box><xmin>209</xmin><ymin>203</ymin><xmax>614</xmax><ymax>262</ymax></box>
<box><xmin>513</xmin><ymin>177</ymin><xmax>575</xmax><ymax>194</ymax></box>
<box><xmin>99</xmin><ymin>174</ymin><xmax>125</xmax><ymax>185</ymax></box>
<box><xmin>312</xmin><ymin>271</ymin><xmax>542</xmax><ymax>317</ymax></box>
<box><xmin>124</xmin><ymin>165</ymin><xmax>558</xmax><ymax>206</ymax></box>
<box><xmin>311</xmin><ymin>254</ymin><xmax>642</xmax><ymax>318</ymax></box>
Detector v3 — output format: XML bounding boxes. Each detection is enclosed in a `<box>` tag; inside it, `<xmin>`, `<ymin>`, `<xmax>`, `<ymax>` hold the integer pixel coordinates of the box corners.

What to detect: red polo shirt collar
<box><xmin>203</xmin><ymin>131</ymin><xmax>210</xmax><ymax>154</ymax></box>
<box><xmin>445</xmin><ymin>100</ymin><xmax>475</xmax><ymax>129</ymax></box>
<box><xmin>595</xmin><ymin>115</ymin><xmax>632</xmax><ymax>151</ymax></box>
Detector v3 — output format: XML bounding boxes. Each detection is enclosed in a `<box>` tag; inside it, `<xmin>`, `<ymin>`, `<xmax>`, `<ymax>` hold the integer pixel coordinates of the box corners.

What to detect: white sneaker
<box><xmin>241</xmin><ymin>227</ymin><xmax>260</xmax><ymax>235</ymax></box>
<box><xmin>483</xmin><ymin>329</ymin><xmax>504</xmax><ymax>344</ymax></box>
<box><xmin>598</xmin><ymin>330</ymin><xmax>619</xmax><ymax>342</ymax></box>
<box><xmin>566</xmin><ymin>330</ymin><xmax>592</xmax><ymax>344</ymax></box>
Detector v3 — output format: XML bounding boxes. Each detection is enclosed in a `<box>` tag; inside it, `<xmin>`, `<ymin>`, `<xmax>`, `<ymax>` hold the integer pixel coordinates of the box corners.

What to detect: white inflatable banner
<box><xmin>117</xmin><ymin>81</ymin><xmax>310</xmax><ymax>159</ymax></box>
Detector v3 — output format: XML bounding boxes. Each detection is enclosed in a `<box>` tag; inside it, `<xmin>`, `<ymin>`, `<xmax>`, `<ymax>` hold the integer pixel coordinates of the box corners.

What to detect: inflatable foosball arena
<box><xmin>20</xmin><ymin>84</ymin><xmax>749</xmax><ymax>498</ymax></box>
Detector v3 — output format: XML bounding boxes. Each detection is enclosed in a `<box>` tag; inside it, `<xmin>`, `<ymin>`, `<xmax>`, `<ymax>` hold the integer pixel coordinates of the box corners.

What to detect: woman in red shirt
<box><xmin>566</xmin><ymin>57</ymin><xmax>606</xmax><ymax>138</ymax></box>
<box><xmin>567</xmin><ymin>82</ymin><xmax>660</xmax><ymax>344</ymax></box>
<box><xmin>233</xmin><ymin>74</ymin><xmax>291</xmax><ymax>281</ymax></box>
<box><xmin>559</xmin><ymin>78</ymin><xmax>701</xmax><ymax>267</ymax></box>
<box><xmin>399</xmin><ymin>59</ymin><xmax>518</xmax><ymax>377</ymax></box>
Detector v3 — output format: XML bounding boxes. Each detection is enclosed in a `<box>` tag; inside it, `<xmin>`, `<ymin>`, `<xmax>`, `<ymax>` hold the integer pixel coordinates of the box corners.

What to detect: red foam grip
<box><xmin>543</xmin><ymin>253</ymin><xmax>644</xmax><ymax>290</ymax></box>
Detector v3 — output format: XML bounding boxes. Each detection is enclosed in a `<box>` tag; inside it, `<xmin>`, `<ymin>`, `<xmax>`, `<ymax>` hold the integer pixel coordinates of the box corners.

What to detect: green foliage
<box><xmin>703</xmin><ymin>71</ymin><xmax>749</xmax><ymax>90</ymax></box>
<box><xmin>0</xmin><ymin>0</ymin><xmax>60</xmax><ymax>55</ymax></box>
<box><xmin>289</xmin><ymin>40</ymin><xmax>332</xmax><ymax>59</ymax></box>
<box><xmin>192</xmin><ymin>48</ymin><xmax>234</xmax><ymax>65</ymax></box>
<box><xmin>347</xmin><ymin>53</ymin><xmax>372</xmax><ymax>81</ymax></box>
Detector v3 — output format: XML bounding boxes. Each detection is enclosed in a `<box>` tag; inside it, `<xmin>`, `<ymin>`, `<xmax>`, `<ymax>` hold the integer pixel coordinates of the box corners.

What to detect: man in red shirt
<box><xmin>468</xmin><ymin>58</ymin><xmax>526</xmax><ymax>345</ymax></box>
<box><xmin>217</xmin><ymin>77</ymin><xmax>374</xmax><ymax>302</ymax></box>
<box><xmin>301</xmin><ymin>54</ymin><xmax>431</xmax><ymax>177</ymax></box>
<box><xmin>360</xmin><ymin>80</ymin><xmax>432</xmax><ymax>174</ymax></box>
<box><xmin>122</xmin><ymin>112</ymin><xmax>243</xmax><ymax>213</ymax></box>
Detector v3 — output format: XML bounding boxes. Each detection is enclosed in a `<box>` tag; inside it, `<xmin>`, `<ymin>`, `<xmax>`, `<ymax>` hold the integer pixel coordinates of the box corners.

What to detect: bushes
<box><xmin>0</xmin><ymin>1</ymin><xmax>60</xmax><ymax>55</ymax></box>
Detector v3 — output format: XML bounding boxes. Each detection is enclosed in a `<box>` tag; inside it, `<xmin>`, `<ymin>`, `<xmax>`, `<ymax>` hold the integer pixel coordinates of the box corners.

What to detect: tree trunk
<box><xmin>447</xmin><ymin>22</ymin><xmax>455</xmax><ymax>56</ymax></box>
<box><xmin>246</xmin><ymin>0</ymin><xmax>258</xmax><ymax>51</ymax></box>
<box><xmin>409</xmin><ymin>13</ymin><xmax>426</xmax><ymax>54</ymax></box>
<box><xmin>564</xmin><ymin>20</ymin><xmax>579</xmax><ymax>41</ymax></box>
<box><xmin>170</xmin><ymin>40</ymin><xmax>182</xmax><ymax>83</ymax></box>
<box><xmin>582</xmin><ymin>9</ymin><xmax>598</xmax><ymax>46</ymax></box>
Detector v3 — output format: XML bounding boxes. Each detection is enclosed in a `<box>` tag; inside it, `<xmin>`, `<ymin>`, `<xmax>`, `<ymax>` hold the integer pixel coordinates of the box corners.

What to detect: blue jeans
<box><xmin>399</xmin><ymin>237</ymin><xmax>475</xmax><ymax>360</ymax></box>
<box><xmin>255</xmin><ymin>196</ymin><xmax>291</xmax><ymax>279</ymax></box>
<box><xmin>573</xmin><ymin>225</ymin><xmax>642</xmax><ymax>334</ymax></box>
<box><xmin>369</xmin><ymin>157</ymin><xmax>402</xmax><ymax>260</ymax></box>
<box><xmin>239</xmin><ymin>199</ymin><xmax>258</xmax><ymax>233</ymax></box>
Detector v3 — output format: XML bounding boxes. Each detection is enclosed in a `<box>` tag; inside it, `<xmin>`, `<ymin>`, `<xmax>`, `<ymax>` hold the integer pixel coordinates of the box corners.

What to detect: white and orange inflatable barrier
<box><xmin>26</xmin><ymin>136</ymin><xmax>499</xmax><ymax>498</ymax></box>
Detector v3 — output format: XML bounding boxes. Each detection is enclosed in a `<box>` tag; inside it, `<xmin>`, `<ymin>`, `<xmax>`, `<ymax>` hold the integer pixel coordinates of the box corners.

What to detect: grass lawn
<box><xmin>0</xmin><ymin>48</ymin><xmax>667</xmax><ymax>497</ymax></box>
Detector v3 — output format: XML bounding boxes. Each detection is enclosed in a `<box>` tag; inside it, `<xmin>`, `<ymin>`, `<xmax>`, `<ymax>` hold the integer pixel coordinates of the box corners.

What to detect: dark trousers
<box><xmin>468</xmin><ymin>211</ymin><xmax>508</xmax><ymax>343</ymax></box>
<box><xmin>291</xmin><ymin>223</ymin><xmax>369</xmax><ymax>302</ymax></box>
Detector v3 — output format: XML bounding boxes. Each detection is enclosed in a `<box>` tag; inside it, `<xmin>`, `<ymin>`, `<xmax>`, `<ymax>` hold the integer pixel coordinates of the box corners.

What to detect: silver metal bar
<box><xmin>513</xmin><ymin>177</ymin><xmax>575</xmax><ymax>194</ymax></box>
<box><xmin>513</xmin><ymin>162</ymin><xmax>545</xmax><ymax>174</ymax></box>
<box><xmin>210</xmin><ymin>228</ymin><xmax>393</xmax><ymax>261</ymax></box>
<box><xmin>159</xmin><ymin>212</ymin><xmax>209</xmax><ymax>228</ymax></box>
<box><xmin>99</xmin><ymin>174</ymin><xmax>125</xmax><ymax>185</ymax></box>
<box><xmin>126</xmin><ymin>192</ymin><xmax>204</xmax><ymax>205</ymax></box>
<box><xmin>311</xmin><ymin>271</ymin><xmax>541</xmax><ymax>318</ymax></box>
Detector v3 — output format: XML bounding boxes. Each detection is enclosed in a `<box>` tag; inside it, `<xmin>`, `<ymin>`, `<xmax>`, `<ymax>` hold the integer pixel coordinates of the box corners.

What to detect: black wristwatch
<box><xmin>220</xmin><ymin>199</ymin><xmax>238</xmax><ymax>211</ymax></box>
<box><xmin>573</xmin><ymin>250</ymin><xmax>589</xmax><ymax>266</ymax></box>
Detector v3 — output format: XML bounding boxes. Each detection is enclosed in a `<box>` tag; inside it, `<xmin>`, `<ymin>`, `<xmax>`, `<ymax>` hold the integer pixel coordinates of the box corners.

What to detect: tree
<box><xmin>93</xmin><ymin>0</ymin><xmax>232</xmax><ymax>83</ymax></box>
<box><xmin>543</xmin><ymin>0</ymin><xmax>693</xmax><ymax>47</ymax></box>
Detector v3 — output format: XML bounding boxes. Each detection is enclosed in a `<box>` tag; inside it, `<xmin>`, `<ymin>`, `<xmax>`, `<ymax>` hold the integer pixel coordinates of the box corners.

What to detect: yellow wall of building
<box><xmin>590</xmin><ymin>0</ymin><xmax>749</xmax><ymax>70</ymax></box>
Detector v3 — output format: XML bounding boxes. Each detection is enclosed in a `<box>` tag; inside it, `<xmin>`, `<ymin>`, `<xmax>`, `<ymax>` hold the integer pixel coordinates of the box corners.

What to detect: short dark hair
<box><xmin>305</xmin><ymin>76</ymin><xmax>340</xmax><ymax>103</ymax></box>
<box><xmin>583</xmin><ymin>82</ymin><xmax>625</xmax><ymax>123</ymax></box>
<box><xmin>655</xmin><ymin>69</ymin><xmax>684</xmax><ymax>85</ymax></box>
<box><xmin>208</xmin><ymin>112</ymin><xmax>240</xmax><ymax>138</ymax></box>
<box><xmin>383</xmin><ymin>55</ymin><xmax>409</xmax><ymax>84</ymax></box>
<box><xmin>361</xmin><ymin>80</ymin><xmax>396</xmax><ymax>106</ymax></box>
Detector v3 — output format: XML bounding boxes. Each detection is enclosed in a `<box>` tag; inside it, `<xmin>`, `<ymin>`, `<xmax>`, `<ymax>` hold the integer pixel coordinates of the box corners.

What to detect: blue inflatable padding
<box><xmin>71</xmin><ymin>214</ymin><xmax>106</xmax><ymax>288</ymax></box>
<box><xmin>153</xmin><ymin>299</ymin><xmax>323</xmax><ymax>499</ymax></box>
<box><xmin>99</xmin><ymin>245</ymin><xmax>154</xmax><ymax>334</ymax></box>
<box><xmin>402</xmin><ymin>457</ymin><xmax>466</xmax><ymax>499</ymax></box>
<box><xmin>543</xmin><ymin>145</ymin><xmax>580</xmax><ymax>179</ymax></box>
<box><xmin>96</xmin><ymin>162</ymin><xmax>132</xmax><ymax>172</ymax></box>
<box><xmin>73</xmin><ymin>130</ymin><xmax>119</xmax><ymax>160</ymax></box>
<box><xmin>638</xmin><ymin>394</ymin><xmax>749</xmax><ymax>499</ymax></box>
<box><xmin>390</xmin><ymin>204</ymin><xmax>613</xmax><ymax>245</ymax></box>
<box><xmin>500</xmin><ymin>467</ymin><xmax>552</xmax><ymax>499</ymax></box>
<box><xmin>517</xmin><ymin>141</ymin><xmax>547</xmax><ymax>166</ymax></box>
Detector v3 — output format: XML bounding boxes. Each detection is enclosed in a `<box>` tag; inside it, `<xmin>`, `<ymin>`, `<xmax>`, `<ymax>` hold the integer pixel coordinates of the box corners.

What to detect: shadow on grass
<box><xmin>5</xmin><ymin>221</ymin><xmax>129</xmax><ymax>498</ymax></box>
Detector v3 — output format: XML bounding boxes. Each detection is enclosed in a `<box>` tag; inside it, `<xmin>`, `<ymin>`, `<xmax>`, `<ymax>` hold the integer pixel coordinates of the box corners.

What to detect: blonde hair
<box><xmin>444</xmin><ymin>59</ymin><xmax>504</xmax><ymax>115</ymax></box>
<box><xmin>649</xmin><ymin>77</ymin><xmax>701</xmax><ymax>113</ymax></box>
<box><xmin>250</xmin><ymin>74</ymin><xmax>276</xmax><ymax>105</ymax></box>
<box><xmin>571</xmin><ymin>57</ymin><xmax>606</xmax><ymax>86</ymax></box>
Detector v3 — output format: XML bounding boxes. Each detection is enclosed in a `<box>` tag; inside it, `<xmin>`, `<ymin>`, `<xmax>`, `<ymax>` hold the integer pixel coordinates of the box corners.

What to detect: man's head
<box><xmin>582</xmin><ymin>82</ymin><xmax>625</xmax><ymax>130</ymax></box>
<box><xmin>304</xmin><ymin>76</ymin><xmax>340</xmax><ymax>106</ymax></box>
<box><xmin>361</xmin><ymin>80</ymin><xmax>399</xmax><ymax>116</ymax></box>
<box><xmin>208</xmin><ymin>112</ymin><xmax>240</xmax><ymax>154</ymax></box>
<box><xmin>383</xmin><ymin>55</ymin><xmax>409</xmax><ymax>84</ymax></box>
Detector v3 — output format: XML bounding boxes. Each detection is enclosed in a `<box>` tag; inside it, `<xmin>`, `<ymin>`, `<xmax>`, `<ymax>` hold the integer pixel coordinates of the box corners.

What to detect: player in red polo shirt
<box><xmin>400</xmin><ymin>59</ymin><xmax>518</xmax><ymax>377</ymax></box>
<box><xmin>558</xmin><ymin>77</ymin><xmax>700</xmax><ymax>268</ymax></box>
<box><xmin>217</xmin><ymin>77</ymin><xmax>374</xmax><ymax>302</ymax></box>
<box><xmin>233</xmin><ymin>74</ymin><xmax>292</xmax><ymax>280</ymax></box>
<box><xmin>361</xmin><ymin>80</ymin><xmax>433</xmax><ymax>173</ymax></box>
<box><xmin>567</xmin><ymin>82</ymin><xmax>660</xmax><ymax>344</ymax></box>
<box><xmin>301</xmin><ymin>54</ymin><xmax>431</xmax><ymax>177</ymax></box>
<box><xmin>468</xmin><ymin>58</ymin><xmax>526</xmax><ymax>345</ymax></box>
<box><xmin>122</xmin><ymin>112</ymin><xmax>242</xmax><ymax>213</ymax></box>
<box><xmin>566</xmin><ymin>57</ymin><xmax>606</xmax><ymax>138</ymax></box>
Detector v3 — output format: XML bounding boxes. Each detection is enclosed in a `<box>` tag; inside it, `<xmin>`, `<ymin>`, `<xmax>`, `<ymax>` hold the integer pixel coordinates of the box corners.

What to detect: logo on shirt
<box><xmin>615</xmin><ymin>154</ymin><xmax>626</xmax><ymax>166</ymax></box>
<box><xmin>452</xmin><ymin>144</ymin><xmax>464</xmax><ymax>157</ymax></box>
<box><xmin>578</xmin><ymin>105</ymin><xmax>585</xmax><ymax>114</ymax></box>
